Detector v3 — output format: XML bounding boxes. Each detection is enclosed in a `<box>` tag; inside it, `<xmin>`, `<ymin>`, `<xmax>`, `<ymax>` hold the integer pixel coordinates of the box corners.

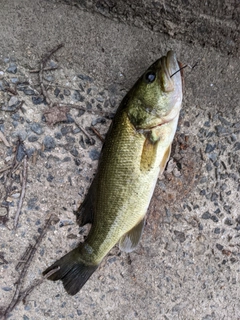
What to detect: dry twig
<box><xmin>5</xmin><ymin>87</ymin><xmax>18</xmax><ymax>95</ymax></box>
<box><xmin>39</xmin><ymin>43</ymin><xmax>64</xmax><ymax>107</ymax></box>
<box><xmin>14</xmin><ymin>156</ymin><xmax>28</xmax><ymax>229</ymax></box>
<box><xmin>29</xmin><ymin>66</ymin><xmax>58</xmax><ymax>73</ymax></box>
<box><xmin>1</xmin><ymin>215</ymin><xmax>55</xmax><ymax>319</ymax></box>
<box><xmin>0</xmin><ymin>131</ymin><xmax>10</xmax><ymax>147</ymax></box>
<box><xmin>0</xmin><ymin>165</ymin><xmax>12</xmax><ymax>174</ymax></box>
<box><xmin>90</xmin><ymin>126</ymin><xmax>104</xmax><ymax>142</ymax></box>
<box><xmin>74</xmin><ymin>120</ymin><xmax>95</xmax><ymax>144</ymax></box>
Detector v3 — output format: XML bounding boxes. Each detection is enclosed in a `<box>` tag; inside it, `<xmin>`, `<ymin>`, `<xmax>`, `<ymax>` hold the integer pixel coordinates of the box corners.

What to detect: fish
<box><xmin>43</xmin><ymin>50</ymin><xmax>183</xmax><ymax>295</ymax></box>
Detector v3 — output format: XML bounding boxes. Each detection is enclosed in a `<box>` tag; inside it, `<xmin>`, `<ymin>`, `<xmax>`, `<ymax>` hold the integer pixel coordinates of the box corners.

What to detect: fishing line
<box><xmin>170</xmin><ymin>61</ymin><xmax>199</xmax><ymax>78</ymax></box>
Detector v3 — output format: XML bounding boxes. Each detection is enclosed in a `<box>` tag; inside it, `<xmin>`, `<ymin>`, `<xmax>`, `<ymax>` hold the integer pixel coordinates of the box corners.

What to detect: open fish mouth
<box><xmin>159</xmin><ymin>50</ymin><xmax>181</xmax><ymax>92</ymax></box>
<box><xmin>166</xmin><ymin>50</ymin><xmax>180</xmax><ymax>77</ymax></box>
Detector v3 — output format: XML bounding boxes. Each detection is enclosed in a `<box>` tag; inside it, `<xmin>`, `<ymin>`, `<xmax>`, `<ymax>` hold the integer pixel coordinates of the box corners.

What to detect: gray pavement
<box><xmin>0</xmin><ymin>1</ymin><xmax>239</xmax><ymax>319</ymax></box>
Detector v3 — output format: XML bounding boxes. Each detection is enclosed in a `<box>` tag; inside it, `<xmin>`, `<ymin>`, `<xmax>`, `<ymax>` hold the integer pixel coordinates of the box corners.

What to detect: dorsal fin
<box><xmin>74</xmin><ymin>181</ymin><xmax>96</xmax><ymax>226</ymax></box>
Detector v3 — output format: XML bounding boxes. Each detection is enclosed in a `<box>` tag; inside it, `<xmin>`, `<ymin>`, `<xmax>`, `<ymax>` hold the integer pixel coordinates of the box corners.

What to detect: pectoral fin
<box><xmin>140</xmin><ymin>136</ymin><xmax>158</xmax><ymax>171</ymax></box>
<box><xmin>119</xmin><ymin>218</ymin><xmax>145</xmax><ymax>253</ymax></box>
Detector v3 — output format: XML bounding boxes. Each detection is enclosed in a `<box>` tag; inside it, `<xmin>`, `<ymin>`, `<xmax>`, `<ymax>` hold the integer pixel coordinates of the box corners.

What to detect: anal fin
<box><xmin>119</xmin><ymin>218</ymin><xmax>145</xmax><ymax>253</ymax></box>
<box><xmin>159</xmin><ymin>144</ymin><xmax>171</xmax><ymax>174</ymax></box>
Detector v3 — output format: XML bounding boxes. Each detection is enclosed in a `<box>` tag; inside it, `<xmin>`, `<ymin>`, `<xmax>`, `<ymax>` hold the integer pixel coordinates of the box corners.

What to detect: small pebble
<box><xmin>65</xmin><ymin>136</ymin><xmax>75</xmax><ymax>144</ymax></box>
<box><xmin>30</xmin><ymin>122</ymin><xmax>44</xmax><ymax>135</ymax></box>
<box><xmin>205</xmin><ymin>143</ymin><xmax>216</xmax><ymax>153</ymax></box>
<box><xmin>59</xmin><ymin>220</ymin><xmax>74</xmax><ymax>227</ymax></box>
<box><xmin>173</xmin><ymin>230</ymin><xmax>186</xmax><ymax>243</ymax></box>
<box><xmin>10</xmin><ymin>77</ymin><xmax>19</xmax><ymax>83</ymax></box>
<box><xmin>43</xmin><ymin>136</ymin><xmax>56</xmax><ymax>151</ymax></box>
<box><xmin>91</xmin><ymin>117</ymin><xmax>106</xmax><ymax>126</ymax></box>
<box><xmin>61</xmin><ymin>126</ymin><xmax>72</xmax><ymax>136</ymax></box>
<box><xmin>215</xmin><ymin>125</ymin><xmax>228</xmax><ymax>135</ymax></box>
<box><xmin>8</xmin><ymin>96</ymin><xmax>19</xmax><ymax>107</ymax></box>
<box><xmin>70</xmin><ymin>147</ymin><xmax>79</xmax><ymax>157</ymax></box>
<box><xmin>28</xmin><ymin>135</ymin><xmax>38</xmax><ymax>142</ymax></box>
<box><xmin>62</xmin><ymin>156</ymin><xmax>71</xmax><ymax>162</ymax></box>
<box><xmin>27</xmin><ymin>197</ymin><xmax>38</xmax><ymax>210</ymax></box>
<box><xmin>78</xmin><ymin>83</ymin><xmax>84</xmax><ymax>92</ymax></box>
<box><xmin>89</xmin><ymin>148</ymin><xmax>100</xmax><ymax>161</ymax></box>
<box><xmin>32</xmin><ymin>96</ymin><xmax>45</xmax><ymax>105</ymax></box>
<box><xmin>73</xmin><ymin>127</ymin><xmax>81</xmax><ymax>134</ymax></box>
<box><xmin>202</xmin><ymin>211</ymin><xmax>211</xmax><ymax>219</ymax></box>
<box><xmin>16</xmin><ymin>143</ymin><xmax>27</xmax><ymax>162</ymax></box>
<box><xmin>55</xmin><ymin>132</ymin><xmax>62</xmax><ymax>139</ymax></box>
<box><xmin>234</xmin><ymin>142</ymin><xmax>240</xmax><ymax>151</ymax></box>
<box><xmin>6</xmin><ymin>63</ymin><xmax>17</xmax><ymax>74</ymax></box>
<box><xmin>211</xmin><ymin>215</ymin><xmax>219</xmax><ymax>223</ymax></box>
<box><xmin>64</xmin><ymin>89</ymin><xmax>71</xmax><ymax>96</ymax></box>
<box><xmin>66</xmin><ymin>114</ymin><xmax>74</xmax><ymax>123</ymax></box>
<box><xmin>24</xmin><ymin>305</ymin><xmax>31</xmax><ymax>311</ymax></box>
<box><xmin>216</xmin><ymin>243</ymin><xmax>223</xmax><ymax>250</ymax></box>
<box><xmin>2</xmin><ymin>287</ymin><xmax>12</xmax><ymax>291</ymax></box>
<box><xmin>77</xmin><ymin>74</ymin><xmax>93</xmax><ymax>82</ymax></box>
<box><xmin>206</xmin><ymin>163</ymin><xmax>213</xmax><ymax>171</ymax></box>
<box><xmin>54</xmin><ymin>87</ymin><xmax>60</xmax><ymax>97</ymax></box>
<box><xmin>73</xmin><ymin>90</ymin><xmax>85</xmax><ymax>102</ymax></box>
<box><xmin>12</xmin><ymin>193</ymin><xmax>20</xmax><ymax>198</ymax></box>
<box><xmin>74</xmin><ymin>158</ymin><xmax>81</xmax><ymax>166</ymax></box>
<box><xmin>211</xmin><ymin>193</ymin><xmax>218</xmax><ymax>201</ymax></box>
<box><xmin>44</xmin><ymin>75</ymin><xmax>54</xmax><ymax>82</ymax></box>
<box><xmin>224</xmin><ymin>218</ymin><xmax>233</xmax><ymax>226</ymax></box>
<box><xmin>47</xmin><ymin>174</ymin><xmax>54</xmax><ymax>182</ymax></box>
<box><xmin>26</xmin><ymin>148</ymin><xmax>35</xmax><ymax>157</ymax></box>
<box><xmin>86</xmin><ymin>101</ymin><xmax>92</xmax><ymax>110</ymax></box>
<box><xmin>218</xmin><ymin>115</ymin><xmax>231</xmax><ymax>126</ymax></box>
<box><xmin>24</xmin><ymin>88</ymin><xmax>35</xmax><ymax>95</ymax></box>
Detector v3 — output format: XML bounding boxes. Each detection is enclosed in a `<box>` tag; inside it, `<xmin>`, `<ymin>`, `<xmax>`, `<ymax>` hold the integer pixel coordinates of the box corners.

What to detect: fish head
<box><xmin>127</xmin><ymin>50</ymin><xmax>183</xmax><ymax>130</ymax></box>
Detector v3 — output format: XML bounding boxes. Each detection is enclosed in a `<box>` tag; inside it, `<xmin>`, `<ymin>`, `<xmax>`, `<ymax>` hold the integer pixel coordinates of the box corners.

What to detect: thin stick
<box><xmin>90</xmin><ymin>126</ymin><xmax>104</xmax><ymax>142</ymax></box>
<box><xmin>14</xmin><ymin>156</ymin><xmax>28</xmax><ymax>229</ymax></box>
<box><xmin>5</xmin><ymin>87</ymin><xmax>18</xmax><ymax>95</ymax></box>
<box><xmin>39</xmin><ymin>44</ymin><xmax>64</xmax><ymax>107</ymax></box>
<box><xmin>74</xmin><ymin>120</ymin><xmax>95</xmax><ymax>144</ymax></box>
<box><xmin>0</xmin><ymin>131</ymin><xmax>10</xmax><ymax>147</ymax></box>
<box><xmin>29</xmin><ymin>66</ymin><xmax>58</xmax><ymax>73</ymax></box>
<box><xmin>0</xmin><ymin>165</ymin><xmax>12</xmax><ymax>174</ymax></box>
<box><xmin>18</xmin><ymin>267</ymin><xmax>60</xmax><ymax>302</ymax></box>
<box><xmin>39</xmin><ymin>62</ymin><xmax>52</xmax><ymax>107</ymax></box>
<box><xmin>2</xmin><ymin>215</ymin><xmax>54</xmax><ymax>319</ymax></box>
<box><xmin>15</xmin><ymin>245</ymin><xmax>33</xmax><ymax>271</ymax></box>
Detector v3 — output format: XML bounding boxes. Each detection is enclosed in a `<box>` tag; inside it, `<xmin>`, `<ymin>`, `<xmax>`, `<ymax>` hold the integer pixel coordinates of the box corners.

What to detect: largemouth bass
<box><xmin>43</xmin><ymin>50</ymin><xmax>183</xmax><ymax>295</ymax></box>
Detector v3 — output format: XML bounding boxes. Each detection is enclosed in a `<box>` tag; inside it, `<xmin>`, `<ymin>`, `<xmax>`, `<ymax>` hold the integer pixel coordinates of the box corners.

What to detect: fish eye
<box><xmin>144</xmin><ymin>71</ymin><xmax>156</xmax><ymax>84</ymax></box>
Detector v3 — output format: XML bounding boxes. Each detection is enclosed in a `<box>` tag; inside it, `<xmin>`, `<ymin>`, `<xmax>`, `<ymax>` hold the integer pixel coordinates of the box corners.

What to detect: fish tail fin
<box><xmin>42</xmin><ymin>248</ymin><xmax>98</xmax><ymax>295</ymax></box>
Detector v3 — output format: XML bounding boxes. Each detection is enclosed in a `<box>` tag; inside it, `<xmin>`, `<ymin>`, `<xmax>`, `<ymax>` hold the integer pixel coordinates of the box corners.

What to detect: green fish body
<box><xmin>43</xmin><ymin>51</ymin><xmax>183</xmax><ymax>295</ymax></box>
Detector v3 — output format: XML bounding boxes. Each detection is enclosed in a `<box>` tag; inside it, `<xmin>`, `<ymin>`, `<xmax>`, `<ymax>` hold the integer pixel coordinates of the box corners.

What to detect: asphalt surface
<box><xmin>0</xmin><ymin>1</ymin><xmax>239</xmax><ymax>319</ymax></box>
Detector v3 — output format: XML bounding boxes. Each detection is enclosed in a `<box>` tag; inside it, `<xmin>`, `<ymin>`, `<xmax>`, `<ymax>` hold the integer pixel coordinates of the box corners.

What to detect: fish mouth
<box><xmin>166</xmin><ymin>50</ymin><xmax>179</xmax><ymax>76</ymax></box>
<box><xmin>161</xmin><ymin>51</ymin><xmax>182</xmax><ymax>92</ymax></box>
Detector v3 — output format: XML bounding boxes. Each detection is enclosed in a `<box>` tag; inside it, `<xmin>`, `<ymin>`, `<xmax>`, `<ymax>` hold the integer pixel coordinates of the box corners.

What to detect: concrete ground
<box><xmin>0</xmin><ymin>1</ymin><xmax>239</xmax><ymax>319</ymax></box>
